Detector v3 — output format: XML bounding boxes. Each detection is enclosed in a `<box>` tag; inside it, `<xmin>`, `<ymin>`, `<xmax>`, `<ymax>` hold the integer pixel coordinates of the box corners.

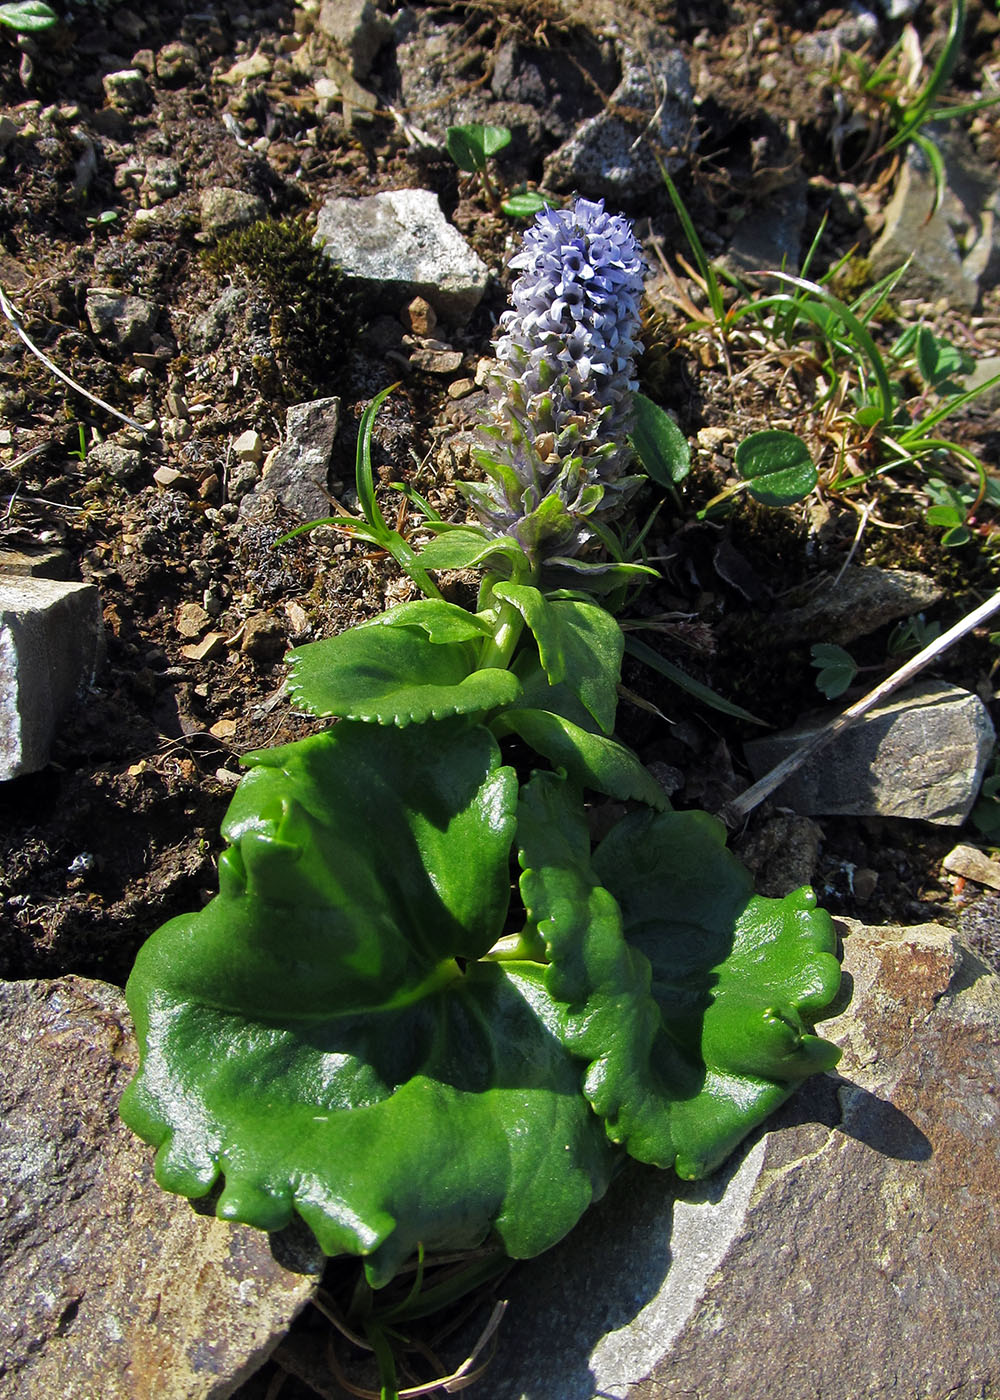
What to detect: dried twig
<box><xmin>722</xmin><ymin>587</ymin><xmax>1000</xmax><ymax>828</ymax></box>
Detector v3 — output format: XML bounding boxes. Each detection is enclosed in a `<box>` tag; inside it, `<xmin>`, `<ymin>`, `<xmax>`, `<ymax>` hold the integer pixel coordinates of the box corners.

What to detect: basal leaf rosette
<box><xmin>518</xmin><ymin>772</ymin><xmax>842</xmax><ymax>1178</ymax></box>
<box><xmin>121</xmin><ymin>720</ymin><xmax>616</xmax><ymax>1285</ymax></box>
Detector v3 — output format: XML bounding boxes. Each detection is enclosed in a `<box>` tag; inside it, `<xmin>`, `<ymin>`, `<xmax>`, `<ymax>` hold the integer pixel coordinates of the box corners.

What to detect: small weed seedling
<box><xmin>445</xmin><ymin>122</ymin><xmax>553</xmax><ymax>219</ymax></box>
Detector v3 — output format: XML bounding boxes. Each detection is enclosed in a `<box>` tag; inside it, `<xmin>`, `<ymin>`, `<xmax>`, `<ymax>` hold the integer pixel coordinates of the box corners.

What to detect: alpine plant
<box><xmin>467</xmin><ymin>197</ymin><xmax>648</xmax><ymax>566</ymax></box>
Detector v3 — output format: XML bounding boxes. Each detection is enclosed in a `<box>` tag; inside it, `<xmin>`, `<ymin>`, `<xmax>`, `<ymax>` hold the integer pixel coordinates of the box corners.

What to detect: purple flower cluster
<box><xmin>467</xmin><ymin>197</ymin><xmax>647</xmax><ymax>563</ymax></box>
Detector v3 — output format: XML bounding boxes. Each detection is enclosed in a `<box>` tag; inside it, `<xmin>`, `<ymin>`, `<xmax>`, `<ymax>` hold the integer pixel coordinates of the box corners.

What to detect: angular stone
<box><xmin>0</xmin><ymin>976</ymin><xmax>322</xmax><ymax>1399</ymax></box>
<box><xmin>767</xmin><ymin>564</ymin><xmax>944</xmax><ymax>645</ymax></box>
<box><xmin>251</xmin><ymin>396</ymin><xmax>341</xmax><ymax>520</ymax></box>
<box><xmin>742</xmin><ymin>680</ymin><xmax>995</xmax><ymax>824</ymax></box>
<box><xmin>199</xmin><ymin>187</ymin><xmax>267</xmax><ymax>240</ymax></box>
<box><xmin>0</xmin><ymin>577</ymin><xmax>104</xmax><ymax>781</ymax></box>
<box><xmin>542</xmin><ymin>41</ymin><xmax>692</xmax><ymax>197</ymax></box>
<box><xmin>315</xmin><ymin>190</ymin><xmax>489</xmax><ymax>321</ymax></box>
<box><xmin>85</xmin><ymin>288</ymin><xmax>159</xmax><ymax>353</ymax></box>
<box><xmin>101</xmin><ymin>69</ymin><xmax>150</xmax><ymax>114</ymax></box>
<box><xmin>0</xmin><ymin>545</ymin><xmax>72</xmax><ymax>579</ymax></box>
<box><xmin>486</xmin><ymin>922</ymin><xmax>1000</xmax><ymax>1400</ymax></box>
<box><xmin>317</xmin><ymin>0</ymin><xmax>392</xmax><ymax>80</ymax></box>
<box><xmin>869</xmin><ymin>136</ymin><xmax>990</xmax><ymax>311</ymax></box>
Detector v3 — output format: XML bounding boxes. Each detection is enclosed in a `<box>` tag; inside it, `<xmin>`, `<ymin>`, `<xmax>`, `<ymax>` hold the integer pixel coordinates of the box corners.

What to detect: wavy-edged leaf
<box><xmin>518</xmin><ymin>775</ymin><xmax>842</xmax><ymax>1179</ymax></box>
<box><xmin>122</xmin><ymin>723</ymin><xmax>615</xmax><ymax>1283</ymax></box>
<box><xmin>287</xmin><ymin>625</ymin><xmax>521</xmax><ymax>724</ymax></box>
<box><xmin>503</xmin><ymin>708</ymin><xmax>669</xmax><ymax>809</ymax></box>
<box><xmin>493</xmin><ymin>583</ymin><xmax>623</xmax><ymax>733</ymax></box>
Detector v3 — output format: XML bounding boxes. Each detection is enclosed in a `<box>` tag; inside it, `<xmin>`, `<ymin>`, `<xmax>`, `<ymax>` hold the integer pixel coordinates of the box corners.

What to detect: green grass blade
<box><xmin>884</xmin><ymin>0</ymin><xmax>965</xmax><ymax>152</ymax></box>
<box><xmin>625</xmin><ymin>636</ymin><xmax>767</xmax><ymax>725</ymax></box>
<box><xmin>658</xmin><ymin>159</ymin><xmax>726</xmax><ymax>324</ymax></box>
<box><xmin>764</xmin><ymin>273</ymin><xmax>895</xmax><ymax>424</ymax></box>
<box><xmin>356</xmin><ymin>383</ymin><xmax>400</xmax><ymax>540</ymax></box>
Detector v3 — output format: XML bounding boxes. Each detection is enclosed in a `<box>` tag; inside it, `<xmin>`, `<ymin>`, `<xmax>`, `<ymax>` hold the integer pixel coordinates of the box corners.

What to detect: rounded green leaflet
<box><xmin>735</xmin><ymin>429</ymin><xmax>818</xmax><ymax>507</ymax></box>
<box><xmin>121</xmin><ymin>720</ymin><xmax>617</xmax><ymax>1283</ymax></box>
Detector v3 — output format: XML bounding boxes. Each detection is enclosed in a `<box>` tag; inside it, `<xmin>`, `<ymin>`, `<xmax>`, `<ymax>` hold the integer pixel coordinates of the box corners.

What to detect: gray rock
<box><xmin>964</xmin><ymin>353</ymin><xmax>1000</xmax><ymax>411</ymax></box>
<box><xmin>0</xmin><ymin>576</ymin><xmax>104</xmax><ymax>781</ymax></box>
<box><xmin>742</xmin><ymin>680</ymin><xmax>995</xmax><ymax>824</ymax></box>
<box><xmin>722</xmin><ymin>175</ymin><xmax>809</xmax><ymax>277</ymax></box>
<box><xmin>542</xmin><ymin>42</ymin><xmax>692</xmax><ymax>197</ymax></box>
<box><xmin>86</xmin><ymin>440</ymin><xmax>142</xmax><ymax>484</ymax></box>
<box><xmin>317</xmin><ymin>0</ymin><xmax>392</xmax><ymax>81</ymax></box>
<box><xmin>869</xmin><ymin>136</ymin><xmax>990</xmax><ymax>311</ymax></box>
<box><xmin>101</xmin><ymin>68</ymin><xmax>150</xmax><ymax>114</ymax></box>
<box><xmin>199</xmin><ymin>187</ymin><xmax>267</xmax><ymax>240</ymax></box>
<box><xmin>0</xmin><ymin>976</ymin><xmax>322</xmax><ymax>1400</ymax></box>
<box><xmin>486</xmin><ymin>920</ymin><xmax>1000</xmax><ymax>1399</ymax></box>
<box><xmin>188</xmin><ymin>286</ymin><xmax>250</xmax><ymax>353</ymax></box>
<box><xmin>0</xmin><ymin>545</ymin><xmax>72</xmax><ymax>579</ymax></box>
<box><xmin>155</xmin><ymin>40</ymin><xmax>200</xmax><ymax>85</ymax></box>
<box><xmin>767</xmin><ymin>564</ymin><xmax>944</xmax><ymax>645</ymax></box>
<box><xmin>315</xmin><ymin>189</ymin><xmax>489</xmax><ymax>321</ymax></box>
<box><xmin>85</xmin><ymin>288</ymin><xmax>159</xmax><ymax>353</ymax></box>
<box><xmin>793</xmin><ymin>7</ymin><xmax>879</xmax><ymax>66</ymax></box>
<box><xmin>249</xmin><ymin>396</ymin><xmax>341</xmax><ymax>520</ymax></box>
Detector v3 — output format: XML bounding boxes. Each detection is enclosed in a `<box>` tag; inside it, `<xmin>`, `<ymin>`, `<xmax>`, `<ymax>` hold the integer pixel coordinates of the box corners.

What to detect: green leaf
<box><xmin>810</xmin><ymin>642</ymin><xmax>858</xmax><ymax>700</ymax></box>
<box><xmin>122</xmin><ymin>723</ymin><xmax>616</xmax><ymax>1285</ymax></box>
<box><xmin>518</xmin><ymin>777</ymin><xmax>842</xmax><ymax>1178</ymax></box>
<box><xmin>630</xmin><ymin>393</ymin><xmax>691</xmax><ymax>488</ymax></box>
<box><xmin>493</xmin><ymin>583</ymin><xmax>624</xmax><ymax>734</ymax></box>
<box><xmin>735</xmin><ymin>430</ymin><xmax>818</xmax><ymax>507</ymax></box>
<box><xmin>501</xmin><ymin>191</ymin><xmax>551</xmax><ymax>218</ymax></box>
<box><xmin>287</xmin><ymin>625</ymin><xmax>521</xmax><ymax>725</ymax></box>
<box><xmin>0</xmin><ymin>0</ymin><xmax>58</xmax><ymax>31</ymax></box>
<box><xmin>445</xmin><ymin>123</ymin><xmax>511</xmax><ymax>173</ymax></box>
<box><xmin>915</xmin><ymin>326</ymin><xmax>973</xmax><ymax>387</ymax></box>
<box><xmin>417</xmin><ymin>528</ymin><xmax>529</xmax><ymax>575</ymax></box>
<box><xmin>502</xmin><ymin>708</ymin><xmax>670</xmax><ymax>809</ymax></box>
<box><xmin>362</xmin><ymin>597</ymin><xmax>493</xmax><ymax>644</ymax></box>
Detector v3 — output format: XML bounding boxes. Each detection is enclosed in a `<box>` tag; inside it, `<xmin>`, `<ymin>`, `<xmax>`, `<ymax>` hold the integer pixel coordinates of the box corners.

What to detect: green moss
<box><xmin>203</xmin><ymin>217</ymin><xmax>366</xmax><ymax>399</ymax></box>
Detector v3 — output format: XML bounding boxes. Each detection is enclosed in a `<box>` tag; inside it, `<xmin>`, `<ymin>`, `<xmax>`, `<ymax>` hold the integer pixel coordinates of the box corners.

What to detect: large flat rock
<box><xmin>742</xmin><ymin>680</ymin><xmax>995</xmax><ymax>824</ymax></box>
<box><xmin>488</xmin><ymin>920</ymin><xmax>1000</xmax><ymax>1399</ymax></box>
<box><xmin>0</xmin><ymin>977</ymin><xmax>323</xmax><ymax>1400</ymax></box>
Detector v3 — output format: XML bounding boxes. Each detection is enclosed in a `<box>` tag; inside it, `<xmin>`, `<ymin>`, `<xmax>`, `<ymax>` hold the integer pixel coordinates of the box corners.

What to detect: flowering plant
<box><xmin>121</xmin><ymin>201</ymin><xmax>842</xmax><ymax>1303</ymax></box>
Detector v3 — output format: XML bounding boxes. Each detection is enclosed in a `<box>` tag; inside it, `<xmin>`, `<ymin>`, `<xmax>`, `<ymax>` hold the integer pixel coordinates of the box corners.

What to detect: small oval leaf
<box><xmin>735</xmin><ymin>430</ymin><xmax>817</xmax><ymax>506</ymax></box>
<box><xmin>630</xmin><ymin>393</ymin><xmax>691</xmax><ymax>487</ymax></box>
<box><xmin>501</xmin><ymin>191</ymin><xmax>551</xmax><ymax>218</ymax></box>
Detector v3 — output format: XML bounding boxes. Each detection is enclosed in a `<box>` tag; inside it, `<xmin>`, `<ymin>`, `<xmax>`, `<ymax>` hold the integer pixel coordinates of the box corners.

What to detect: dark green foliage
<box><xmin>203</xmin><ymin>217</ymin><xmax>365</xmax><ymax>398</ymax></box>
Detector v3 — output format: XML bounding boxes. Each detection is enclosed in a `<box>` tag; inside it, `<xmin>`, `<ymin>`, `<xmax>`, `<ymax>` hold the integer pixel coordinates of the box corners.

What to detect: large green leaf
<box><xmin>287</xmin><ymin>624</ymin><xmax>521</xmax><ymax>724</ymax></box>
<box><xmin>122</xmin><ymin>722</ymin><xmax>616</xmax><ymax>1284</ymax></box>
<box><xmin>518</xmin><ymin>774</ymin><xmax>842</xmax><ymax>1178</ymax></box>
<box><xmin>493</xmin><ymin>583</ymin><xmax>624</xmax><ymax>733</ymax></box>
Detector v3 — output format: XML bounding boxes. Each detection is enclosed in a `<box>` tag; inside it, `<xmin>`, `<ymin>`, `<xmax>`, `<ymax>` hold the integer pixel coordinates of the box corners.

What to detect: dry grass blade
<box><xmin>0</xmin><ymin>283</ymin><xmax>153</xmax><ymax>434</ymax></box>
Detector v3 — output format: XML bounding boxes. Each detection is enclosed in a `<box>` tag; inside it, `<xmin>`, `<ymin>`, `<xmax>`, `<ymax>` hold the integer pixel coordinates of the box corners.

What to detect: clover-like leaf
<box><xmin>518</xmin><ymin>774</ymin><xmax>842</xmax><ymax>1179</ymax></box>
<box><xmin>287</xmin><ymin>624</ymin><xmax>521</xmax><ymax>724</ymax></box>
<box><xmin>493</xmin><ymin>583</ymin><xmax>624</xmax><ymax>733</ymax></box>
<box><xmin>735</xmin><ymin>429</ymin><xmax>817</xmax><ymax>507</ymax></box>
<box><xmin>122</xmin><ymin>721</ymin><xmax>617</xmax><ymax>1284</ymax></box>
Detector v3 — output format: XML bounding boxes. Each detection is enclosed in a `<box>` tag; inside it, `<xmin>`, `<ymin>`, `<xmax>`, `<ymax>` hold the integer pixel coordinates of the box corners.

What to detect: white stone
<box><xmin>0</xmin><ymin>577</ymin><xmax>104</xmax><ymax>781</ymax></box>
<box><xmin>315</xmin><ymin>189</ymin><xmax>489</xmax><ymax>321</ymax></box>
